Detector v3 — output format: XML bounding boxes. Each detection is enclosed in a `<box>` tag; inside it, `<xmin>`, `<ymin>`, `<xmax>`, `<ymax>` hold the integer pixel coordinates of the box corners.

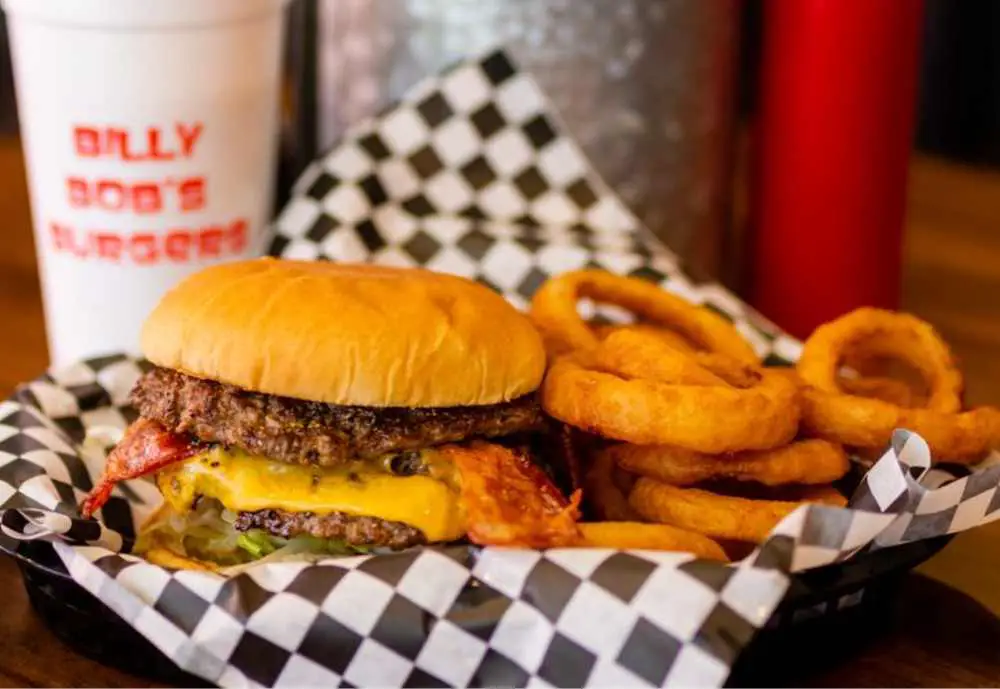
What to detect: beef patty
<box><xmin>132</xmin><ymin>367</ymin><xmax>546</xmax><ymax>467</ymax></box>
<box><xmin>234</xmin><ymin>509</ymin><xmax>425</xmax><ymax>550</ymax></box>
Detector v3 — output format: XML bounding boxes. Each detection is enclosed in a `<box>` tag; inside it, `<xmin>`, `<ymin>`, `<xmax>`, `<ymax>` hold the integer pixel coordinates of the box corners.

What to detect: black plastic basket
<box><xmin>2</xmin><ymin>534</ymin><xmax>951</xmax><ymax>688</ymax></box>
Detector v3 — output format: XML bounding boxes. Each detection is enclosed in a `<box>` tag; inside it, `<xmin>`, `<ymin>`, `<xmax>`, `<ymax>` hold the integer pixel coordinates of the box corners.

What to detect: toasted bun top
<box><xmin>141</xmin><ymin>259</ymin><xmax>545</xmax><ymax>406</ymax></box>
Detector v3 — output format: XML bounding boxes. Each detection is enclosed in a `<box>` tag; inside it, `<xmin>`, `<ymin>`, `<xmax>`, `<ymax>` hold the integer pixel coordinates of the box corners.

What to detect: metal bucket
<box><xmin>290</xmin><ymin>0</ymin><xmax>742</xmax><ymax>278</ymax></box>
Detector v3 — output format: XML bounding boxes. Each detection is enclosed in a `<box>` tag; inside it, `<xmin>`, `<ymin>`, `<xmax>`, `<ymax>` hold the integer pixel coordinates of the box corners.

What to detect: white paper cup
<box><xmin>3</xmin><ymin>0</ymin><xmax>287</xmax><ymax>367</ymax></box>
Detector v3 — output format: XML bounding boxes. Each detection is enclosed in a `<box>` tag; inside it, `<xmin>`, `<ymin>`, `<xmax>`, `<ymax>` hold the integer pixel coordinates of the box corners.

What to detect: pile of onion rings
<box><xmin>531</xmin><ymin>270</ymin><xmax>849</xmax><ymax>552</ymax></box>
<box><xmin>530</xmin><ymin>271</ymin><xmax>999</xmax><ymax>556</ymax></box>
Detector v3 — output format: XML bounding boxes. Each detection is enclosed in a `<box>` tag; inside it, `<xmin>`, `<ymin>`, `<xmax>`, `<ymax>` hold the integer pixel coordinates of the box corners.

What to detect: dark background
<box><xmin>0</xmin><ymin>1</ymin><xmax>997</xmax><ymax>168</ymax></box>
<box><xmin>916</xmin><ymin>0</ymin><xmax>1000</xmax><ymax>164</ymax></box>
<box><xmin>737</xmin><ymin>0</ymin><xmax>1000</xmax><ymax>168</ymax></box>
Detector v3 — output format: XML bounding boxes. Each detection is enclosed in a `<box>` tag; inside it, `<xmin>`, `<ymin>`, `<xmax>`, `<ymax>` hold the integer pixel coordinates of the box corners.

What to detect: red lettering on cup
<box><xmin>177</xmin><ymin>123</ymin><xmax>204</xmax><ymax>158</ymax></box>
<box><xmin>226</xmin><ymin>218</ymin><xmax>248</xmax><ymax>254</ymax></box>
<box><xmin>96</xmin><ymin>180</ymin><xmax>125</xmax><ymax>211</ymax></box>
<box><xmin>145</xmin><ymin>129</ymin><xmax>174</xmax><ymax>162</ymax></box>
<box><xmin>49</xmin><ymin>216</ymin><xmax>248</xmax><ymax>264</ymax></box>
<box><xmin>50</xmin><ymin>222</ymin><xmax>75</xmax><ymax>252</ymax></box>
<box><xmin>164</xmin><ymin>231</ymin><xmax>192</xmax><ymax>262</ymax></box>
<box><xmin>198</xmin><ymin>227</ymin><xmax>223</xmax><ymax>258</ymax></box>
<box><xmin>73</xmin><ymin>127</ymin><xmax>100</xmax><ymax>157</ymax></box>
<box><xmin>62</xmin><ymin>178</ymin><xmax>170</xmax><ymax>213</ymax></box>
<box><xmin>94</xmin><ymin>233</ymin><xmax>124</xmax><ymax>262</ymax></box>
<box><xmin>178</xmin><ymin>177</ymin><xmax>206</xmax><ymax>212</ymax></box>
<box><xmin>70</xmin><ymin>123</ymin><xmax>205</xmax><ymax>161</ymax></box>
<box><xmin>52</xmin><ymin>222</ymin><xmax>89</xmax><ymax>257</ymax></box>
<box><xmin>66</xmin><ymin>178</ymin><xmax>89</xmax><ymax>208</ymax></box>
<box><xmin>132</xmin><ymin>183</ymin><xmax>162</xmax><ymax>214</ymax></box>
<box><xmin>131</xmin><ymin>233</ymin><xmax>159</xmax><ymax>264</ymax></box>
<box><xmin>107</xmin><ymin>127</ymin><xmax>140</xmax><ymax>162</ymax></box>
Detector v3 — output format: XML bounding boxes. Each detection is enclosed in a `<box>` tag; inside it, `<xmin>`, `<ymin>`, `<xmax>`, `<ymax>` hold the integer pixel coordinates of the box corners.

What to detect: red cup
<box><xmin>749</xmin><ymin>0</ymin><xmax>925</xmax><ymax>339</ymax></box>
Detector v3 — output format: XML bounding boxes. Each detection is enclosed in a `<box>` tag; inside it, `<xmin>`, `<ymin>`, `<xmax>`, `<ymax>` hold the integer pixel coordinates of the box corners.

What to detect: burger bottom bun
<box><xmin>142</xmin><ymin>545</ymin><xmax>221</xmax><ymax>572</ymax></box>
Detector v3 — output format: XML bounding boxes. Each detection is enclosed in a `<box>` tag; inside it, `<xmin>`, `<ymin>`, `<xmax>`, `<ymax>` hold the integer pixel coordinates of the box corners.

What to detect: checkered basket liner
<box><xmin>1</xmin><ymin>49</ymin><xmax>999</xmax><ymax>688</ymax></box>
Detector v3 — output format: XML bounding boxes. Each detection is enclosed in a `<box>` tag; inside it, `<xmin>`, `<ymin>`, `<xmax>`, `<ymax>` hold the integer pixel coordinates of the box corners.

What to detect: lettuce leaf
<box><xmin>139</xmin><ymin>499</ymin><xmax>373</xmax><ymax>566</ymax></box>
<box><xmin>236</xmin><ymin>530</ymin><xmax>278</xmax><ymax>558</ymax></box>
<box><xmin>235</xmin><ymin>529</ymin><xmax>371</xmax><ymax>559</ymax></box>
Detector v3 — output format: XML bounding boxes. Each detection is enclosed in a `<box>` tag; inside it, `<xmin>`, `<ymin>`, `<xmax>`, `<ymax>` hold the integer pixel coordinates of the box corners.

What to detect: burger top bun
<box><xmin>141</xmin><ymin>258</ymin><xmax>546</xmax><ymax>407</ymax></box>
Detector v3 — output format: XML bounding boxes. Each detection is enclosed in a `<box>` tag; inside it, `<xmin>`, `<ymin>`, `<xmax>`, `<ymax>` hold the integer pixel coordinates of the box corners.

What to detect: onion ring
<box><xmin>607</xmin><ymin>439</ymin><xmax>848</xmax><ymax>487</ymax></box>
<box><xmin>838</xmin><ymin>375</ymin><xmax>924</xmax><ymax>409</ymax></box>
<box><xmin>583</xmin><ymin>444</ymin><xmax>642</xmax><ymax>521</ymax></box>
<box><xmin>694</xmin><ymin>481</ymin><xmax>850</xmax><ymax>507</ymax></box>
<box><xmin>838</xmin><ymin>337</ymin><xmax>931</xmax><ymax>409</ymax></box>
<box><xmin>800</xmin><ymin>387</ymin><xmax>1000</xmax><ymax>464</ymax></box>
<box><xmin>530</xmin><ymin>269</ymin><xmax>758</xmax><ymax>362</ymax></box>
<box><xmin>841</xmin><ymin>345</ymin><xmax>929</xmax><ymax>405</ymax></box>
<box><xmin>593</xmin><ymin>328</ymin><xmax>755</xmax><ymax>387</ymax></box>
<box><xmin>773</xmin><ymin>365</ymin><xmax>925</xmax><ymax>415</ymax></box>
<box><xmin>591</xmin><ymin>323</ymin><xmax>697</xmax><ymax>355</ymax></box>
<box><xmin>794</xmin><ymin>308</ymin><xmax>997</xmax><ymax>462</ymax></box>
<box><xmin>628</xmin><ymin>479</ymin><xmax>829</xmax><ymax>544</ymax></box>
<box><xmin>542</xmin><ymin>335</ymin><xmax>800</xmax><ymax>452</ymax></box>
<box><xmin>611</xmin><ymin>463</ymin><xmax>638</xmax><ymax>496</ymax></box>
<box><xmin>797</xmin><ymin>307</ymin><xmax>963</xmax><ymax>413</ymax></box>
<box><xmin>792</xmin><ymin>484</ymin><xmax>848</xmax><ymax>507</ymax></box>
<box><xmin>575</xmin><ymin>522</ymin><xmax>728</xmax><ymax>561</ymax></box>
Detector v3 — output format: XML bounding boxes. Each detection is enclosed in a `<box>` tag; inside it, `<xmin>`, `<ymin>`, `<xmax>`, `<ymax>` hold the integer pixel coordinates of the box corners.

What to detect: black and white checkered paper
<box><xmin>2</xmin><ymin>50</ymin><xmax>1000</xmax><ymax>688</ymax></box>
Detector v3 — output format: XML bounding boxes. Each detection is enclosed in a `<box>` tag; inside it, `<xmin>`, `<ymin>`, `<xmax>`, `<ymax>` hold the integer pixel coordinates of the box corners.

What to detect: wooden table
<box><xmin>0</xmin><ymin>137</ymin><xmax>998</xmax><ymax>686</ymax></box>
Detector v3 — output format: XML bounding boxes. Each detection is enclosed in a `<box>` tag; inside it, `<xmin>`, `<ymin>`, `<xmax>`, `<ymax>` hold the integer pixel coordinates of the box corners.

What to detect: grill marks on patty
<box><xmin>131</xmin><ymin>367</ymin><xmax>546</xmax><ymax>468</ymax></box>
<box><xmin>234</xmin><ymin>509</ymin><xmax>426</xmax><ymax>550</ymax></box>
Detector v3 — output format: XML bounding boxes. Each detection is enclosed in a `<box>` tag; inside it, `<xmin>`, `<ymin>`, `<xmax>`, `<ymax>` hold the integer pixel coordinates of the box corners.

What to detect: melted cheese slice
<box><xmin>156</xmin><ymin>447</ymin><xmax>466</xmax><ymax>542</ymax></box>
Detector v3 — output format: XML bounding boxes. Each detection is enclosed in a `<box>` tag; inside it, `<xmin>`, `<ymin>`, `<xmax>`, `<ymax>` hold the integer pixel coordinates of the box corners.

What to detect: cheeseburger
<box><xmin>82</xmin><ymin>259</ymin><xmax>579</xmax><ymax>570</ymax></box>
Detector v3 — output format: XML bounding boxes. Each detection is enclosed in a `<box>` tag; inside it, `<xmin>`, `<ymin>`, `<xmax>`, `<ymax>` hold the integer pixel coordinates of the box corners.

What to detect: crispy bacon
<box><xmin>442</xmin><ymin>441</ymin><xmax>582</xmax><ymax>548</ymax></box>
<box><xmin>80</xmin><ymin>418</ymin><xmax>198</xmax><ymax>518</ymax></box>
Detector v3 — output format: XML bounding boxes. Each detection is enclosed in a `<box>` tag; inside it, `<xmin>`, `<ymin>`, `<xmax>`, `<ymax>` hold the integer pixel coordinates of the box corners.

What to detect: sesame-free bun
<box><xmin>141</xmin><ymin>259</ymin><xmax>546</xmax><ymax>407</ymax></box>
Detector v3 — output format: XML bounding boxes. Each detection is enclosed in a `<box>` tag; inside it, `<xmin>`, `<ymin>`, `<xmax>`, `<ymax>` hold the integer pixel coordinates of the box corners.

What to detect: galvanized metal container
<box><xmin>287</xmin><ymin>0</ymin><xmax>741</xmax><ymax>278</ymax></box>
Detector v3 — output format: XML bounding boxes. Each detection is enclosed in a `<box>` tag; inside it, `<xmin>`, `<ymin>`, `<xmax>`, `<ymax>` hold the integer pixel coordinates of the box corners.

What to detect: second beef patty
<box><xmin>234</xmin><ymin>508</ymin><xmax>426</xmax><ymax>550</ymax></box>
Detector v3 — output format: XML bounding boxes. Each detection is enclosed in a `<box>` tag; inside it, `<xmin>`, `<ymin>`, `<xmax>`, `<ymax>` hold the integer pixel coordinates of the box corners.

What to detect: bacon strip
<box><xmin>442</xmin><ymin>441</ymin><xmax>582</xmax><ymax>548</ymax></box>
<box><xmin>80</xmin><ymin>418</ymin><xmax>198</xmax><ymax>518</ymax></box>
